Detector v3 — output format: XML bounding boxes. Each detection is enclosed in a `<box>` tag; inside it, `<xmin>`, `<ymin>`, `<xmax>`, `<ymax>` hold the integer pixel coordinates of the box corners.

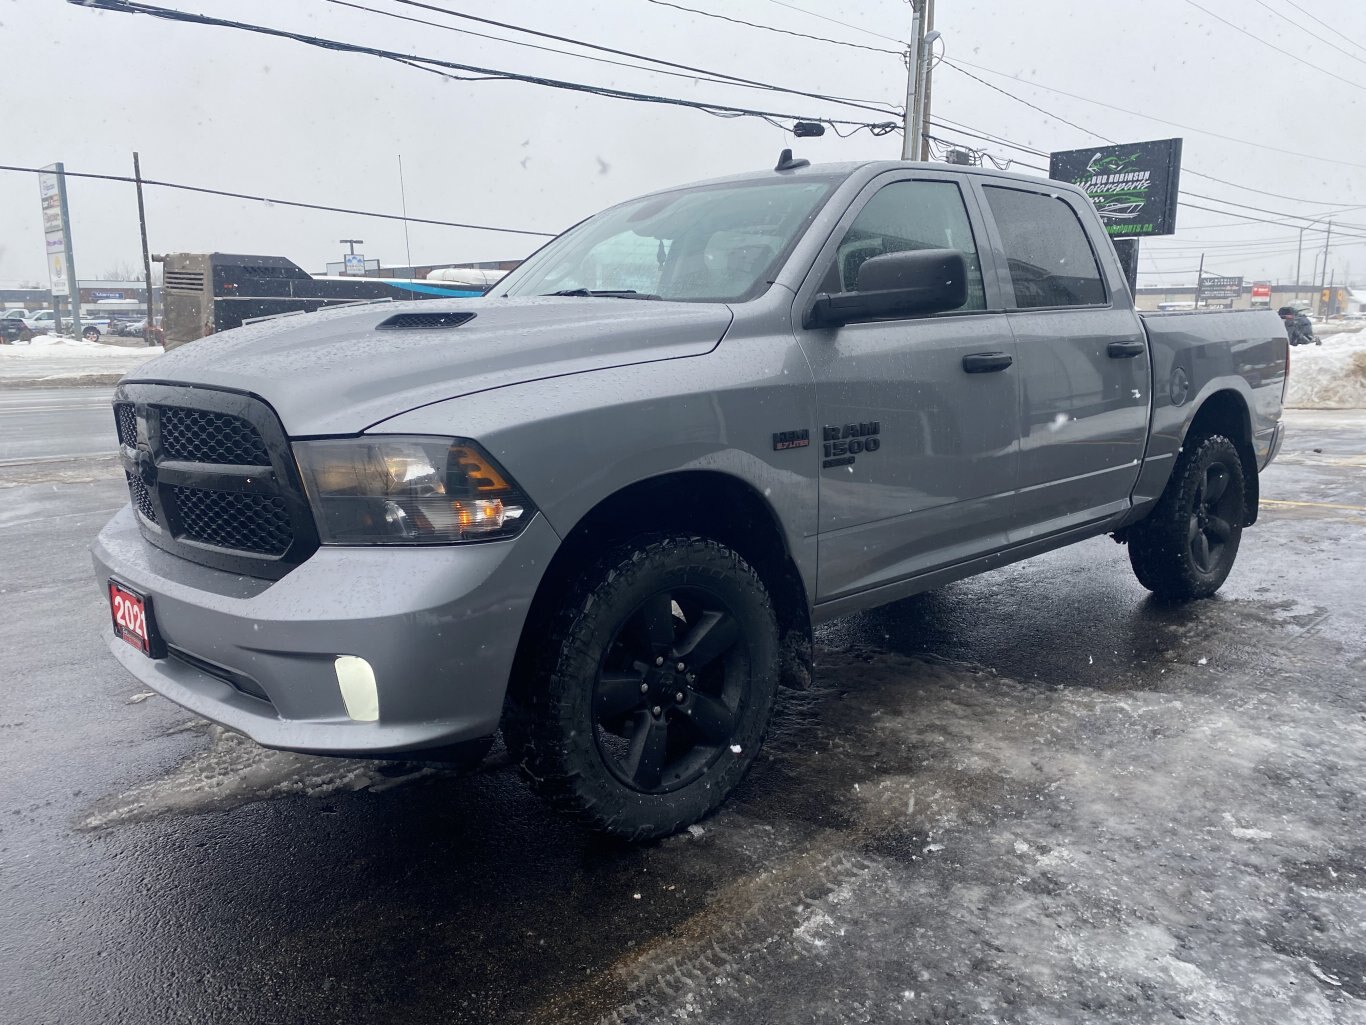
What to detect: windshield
<box><xmin>495</xmin><ymin>179</ymin><xmax>833</xmax><ymax>303</ymax></box>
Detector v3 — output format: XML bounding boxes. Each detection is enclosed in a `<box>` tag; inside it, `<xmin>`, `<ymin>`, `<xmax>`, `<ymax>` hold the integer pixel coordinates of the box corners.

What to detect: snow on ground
<box><xmin>1285</xmin><ymin>327</ymin><xmax>1366</xmax><ymax>409</ymax></box>
<box><xmin>0</xmin><ymin>335</ymin><xmax>162</xmax><ymax>385</ymax></box>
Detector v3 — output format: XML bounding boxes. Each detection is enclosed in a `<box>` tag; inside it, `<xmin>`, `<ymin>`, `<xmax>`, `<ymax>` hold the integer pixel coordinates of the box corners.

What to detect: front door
<box><xmin>793</xmin><ymin>174</ymin><xmax>1021</xmax><ymax>603</ymax></box>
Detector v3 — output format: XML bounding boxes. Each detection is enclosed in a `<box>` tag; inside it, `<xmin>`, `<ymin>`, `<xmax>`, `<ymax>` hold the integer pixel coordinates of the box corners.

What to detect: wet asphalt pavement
<box><xmin>1</xmin><ymin>400</ymin><xmax>1364</xmax><ymax>1025</ymax></box>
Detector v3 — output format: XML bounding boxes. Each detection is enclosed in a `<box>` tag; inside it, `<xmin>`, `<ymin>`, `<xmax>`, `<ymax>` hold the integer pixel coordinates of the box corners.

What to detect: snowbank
<box><xmin>0</xmin><ymin>336</ymin><xmax>163</xmax><ymax>386</ymax></box>
<box><xmin>1284</xmin><ymin>328</ymin><xmax>1366</xmax><ymax>409</ymax></box>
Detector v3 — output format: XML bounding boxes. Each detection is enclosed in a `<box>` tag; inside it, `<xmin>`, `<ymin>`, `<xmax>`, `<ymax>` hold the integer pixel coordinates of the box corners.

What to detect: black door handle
<box><xmin>1108</xmin><ymin>340</ymin><xmax>1146</xmax><ymax>358</ymax></box>
<box><xmin>962</xmin><ymin>352</ymin><xmax>1014</xmax><ymax>373</ymax></box>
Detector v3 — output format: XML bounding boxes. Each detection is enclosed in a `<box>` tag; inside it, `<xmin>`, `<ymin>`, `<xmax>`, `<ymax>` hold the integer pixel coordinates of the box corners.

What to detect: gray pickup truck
<box><xmin>93</xmin><ymin>157</ymin><xmax>1287</xmax><ymax>838</ymax></box>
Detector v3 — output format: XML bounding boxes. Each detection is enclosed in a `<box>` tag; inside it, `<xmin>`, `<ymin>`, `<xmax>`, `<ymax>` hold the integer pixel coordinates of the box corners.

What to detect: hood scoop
<box><xmin>377</xmin><ymin>311</ymin><xmax>477</xmax><ymax>330</ymax></box>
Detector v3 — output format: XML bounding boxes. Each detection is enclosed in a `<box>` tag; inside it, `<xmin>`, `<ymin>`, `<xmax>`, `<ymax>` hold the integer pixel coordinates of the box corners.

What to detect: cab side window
<box><xmin>821</xmin><ymin>180</ymin><xmax>987</xmax><ymax>311</ymax></box>
<box><xmin>982</xmin><ymin>186</ymin><xmax>1107</xmax><ymax>309</ymax></box>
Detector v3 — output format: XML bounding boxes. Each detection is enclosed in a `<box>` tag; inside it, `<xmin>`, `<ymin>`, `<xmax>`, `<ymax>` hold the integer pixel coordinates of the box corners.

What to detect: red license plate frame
<box><xmin>108</xmin><ymin>579</ymin><xmax>162</xmax><ymax>658</ymax></box>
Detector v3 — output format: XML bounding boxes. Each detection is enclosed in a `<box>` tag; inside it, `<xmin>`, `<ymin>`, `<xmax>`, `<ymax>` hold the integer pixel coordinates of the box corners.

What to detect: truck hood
<box><xmin>126</xmin><ymin>297</ymin><xmax>733</xmax><ymax>435</ymax></box>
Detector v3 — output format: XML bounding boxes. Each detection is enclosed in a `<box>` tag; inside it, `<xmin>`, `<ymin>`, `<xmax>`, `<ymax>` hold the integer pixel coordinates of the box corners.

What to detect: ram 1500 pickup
<box><xmin>93</xmin><ymin>158</ymin><xmax>1287</xmax><ymax>838</ymax></box>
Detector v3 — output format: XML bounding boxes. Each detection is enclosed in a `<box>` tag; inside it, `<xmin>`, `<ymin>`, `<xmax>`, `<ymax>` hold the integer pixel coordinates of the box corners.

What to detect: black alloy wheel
<box><xmin>1128</xmin><ymin>433</ymin><xmax>1246</xmax><ymax>600</ymax></box>
<box><xmin>1187</xmin><ymin>459</ymin><xmax>1238</xmax><ymax>575</ymax></box>
<box><xmin>593</xmin><ymin>585</ymin><xmax>747</xmax><ymax>794</ymax></box>
<box><xmin>506</xmin><ymin>535</ymin><xmax>780</xmax><ymax>840</ymax></box>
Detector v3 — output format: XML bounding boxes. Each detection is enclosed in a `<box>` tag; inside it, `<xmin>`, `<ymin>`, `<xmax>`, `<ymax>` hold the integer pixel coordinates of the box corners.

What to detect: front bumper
<box><xmin>92</xmin><ymin>505</ymin><xmax>561</xmax><ymax>756</ymax></box>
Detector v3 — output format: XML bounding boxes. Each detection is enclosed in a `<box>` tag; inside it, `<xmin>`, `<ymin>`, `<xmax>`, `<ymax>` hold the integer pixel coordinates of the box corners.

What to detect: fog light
<box><xmin>335</xmin><ymin>655</ymin><xmax>379</xmax><ymax>722</ymax></box>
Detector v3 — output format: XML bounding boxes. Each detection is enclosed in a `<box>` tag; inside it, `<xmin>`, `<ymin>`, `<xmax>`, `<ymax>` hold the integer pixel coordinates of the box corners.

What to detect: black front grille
<box><xmin>159</xmin><ymin>407</ymin><xmax>270</xmax><ymax>465</ymax></box>
<box><xmin>171</xmin><ymin>486</ymin><xmax>293</xmax><ymax>556</ymax></box>
<box><xmin>115</xmin><ymin>384</ymin><xmax>319</xmax><ymax>578</ymax></box>
<box><xmin>115</xmin><ymin>402</ymin><xmax>137</xmax><ymax>447</ymax></box>
<box><xmin>125</xmin><ymin>470</ymin><xmax>157</xmax><ymax>523</ymax></box>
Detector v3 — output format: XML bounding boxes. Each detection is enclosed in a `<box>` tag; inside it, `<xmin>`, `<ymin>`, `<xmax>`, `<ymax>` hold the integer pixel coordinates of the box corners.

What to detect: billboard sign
<box><xmin>38</xmin><ymin>163</ymin><xmax>76</xmax><ymax>298</ymax></box>
<box><xmin>343</xmin><ymin>253</ymin><xmax>367</xmax><ymax>276</ymax></box>
<box><xmin>1200</xmin><ymin>275</ymin><xmax>1243</xmax><ymax>301</ymax></box>
<box><xmin>1250</xmin><ymin>281</ymin><xmax>1272</xmax><ymax>307</ymax></box>
<box><xmin>1049</xmin><ymin>138</ymin><xmax>1183</xmax><ymax>237</ymax></box>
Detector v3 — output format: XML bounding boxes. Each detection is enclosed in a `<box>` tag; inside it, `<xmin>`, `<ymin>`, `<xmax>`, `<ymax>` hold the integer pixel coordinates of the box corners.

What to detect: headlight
<box><xmin>295</xmin><ymin>436</ymin><xmax>533</xmax><ymax>544</ymax></box>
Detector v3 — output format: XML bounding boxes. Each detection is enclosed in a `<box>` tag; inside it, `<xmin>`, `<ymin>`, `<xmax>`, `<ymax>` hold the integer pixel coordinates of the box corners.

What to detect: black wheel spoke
<box><xmin>1205</xmin><ymin>465</ymin><xmax>1230</xmax><ymax>504</ymax></box>
<box><xmin>683</xmin><ymin>692</ymin><xmax>737</xmax><ymax>745</ymax></box>
<box><xmin>671</xmin><ymin>610</ymin><xmax>739</xmax><ymax>671</ymax></box>
<box><xmin>1193</xmin><ymin>531</ymin><xmax>1212</xmax><ymax>572</ymax></box>
<box><xmin>1206</xmin><ymin>516</ymin><xmax>1233</xmax><ymax>543</ymax></box>
<box><xmin>596</xmin><ymin>670</ymin><xmax>646</xmax><ymax>721</ymax></box>
<box><xmin>633</xmin><ymin>592</ymin><xmax>677</xmax><ymax>655</ymax></box>
<box><xmin>623</xmin><ymin>713</ymin><xmax>669</xmax><ymax>790</ymax></box>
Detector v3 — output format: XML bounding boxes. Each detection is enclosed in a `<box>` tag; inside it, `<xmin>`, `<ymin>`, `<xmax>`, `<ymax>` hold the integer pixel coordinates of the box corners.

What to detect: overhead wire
<box><xmin>1246</xmin><ymin>0</ymin><xmax>1366</xmax><ymax>69</ymax></box>
<box><xmin>641</xmin><ymin>0</ymin><xmax>903</xmax><ymax>56</ymax></box>
<box><xmin>0</xmin><ymin>162</ymin><xmax>558</xmax><ymax>235</ymax></box>
<box><xmin>754</xmin><ymin>0</ymin><xmax>904</xmax><ymax>45</ymax></box>
<box><xmin>1181</xmin><ymin>0</ymin><xmax>1366</xmax><ymax>94</ymax></box>
<box><xmin>940</xmin><ymin>60</ymin><xmax>1363</xmax><ymax>210</ymax></box>
<box><xmin>77</xmin><ymin>1</ymin><xmax>900</xmax><ymax>134</ymax></box>
<box><xmin>945</xmin><ymin>58</ymin><xmax>1366</xmax><ymax>172</ymax></box>
<box><xmin>379</xmin><ymin>0</ymin><xmax>900</xmax><ymax>116</ymax></box>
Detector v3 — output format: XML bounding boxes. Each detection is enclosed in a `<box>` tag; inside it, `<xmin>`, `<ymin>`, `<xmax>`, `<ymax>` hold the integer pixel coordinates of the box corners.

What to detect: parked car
<box><xmin>22</xmin><ymin>310</ymin><xmax>56</xmax><ymax>334</ymax></box>
<box><xmin>0</xmin><ymin>318</ymin><xmax>33</xmax><ymax>344</ymax></box>
<box><xmin>2</xmin><ymin>308</ymin><xmax>32</xmax><ymax>321</ymax></box>
<box><xmin>93</xmin><ymin>157</ymin><xmax>1288</xmax><ymax>839</ymax></box>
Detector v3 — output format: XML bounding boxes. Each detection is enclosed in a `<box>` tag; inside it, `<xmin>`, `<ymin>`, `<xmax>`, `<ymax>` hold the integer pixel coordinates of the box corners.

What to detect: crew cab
<box><xmin>93</xmin><ymin>158</ymin><xmax>1287</xmax><ymax>839</ymax></box>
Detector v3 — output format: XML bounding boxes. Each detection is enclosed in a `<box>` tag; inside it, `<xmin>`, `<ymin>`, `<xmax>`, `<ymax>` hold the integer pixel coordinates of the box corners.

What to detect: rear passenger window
<box><xmin>982</xmin><ymin>187</ymin><xmax>1107</xmax><ymax>309</ymax></box>
<box><xmin>824</xmin><ymin>180</ymin><xmax>986</xmax><ymax>311</ymax></box>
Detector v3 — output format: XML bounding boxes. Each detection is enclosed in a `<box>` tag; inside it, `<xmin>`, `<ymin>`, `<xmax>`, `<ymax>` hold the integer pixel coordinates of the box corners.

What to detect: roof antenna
<box><xmin>775</xmin><ymin>148</ymin><xmax>810</xmax><ymax>172</ymax></box>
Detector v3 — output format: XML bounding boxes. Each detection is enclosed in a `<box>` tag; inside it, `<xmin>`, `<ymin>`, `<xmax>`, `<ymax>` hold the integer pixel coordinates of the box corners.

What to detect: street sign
<box><xmin>1200</xmin><ymin>275</ymin><xmax>1244</xmax><ymax>300</ymax></box>
<box><xmin>1049</xmin><ymin>138</ymin><xmax>1183</xmax><ymax>237</ymax></box>
<box><xmin>343</xmin><ymin>253</ymin><xmax>367</xmax><ymax>276</ymax></box>
<box><xmin>1250</xmin><ymin>282</ymin><xmax>1271</xmax><ymax>307</ymax></box>
<box><xmin>38</xmin><ymin>163</ymin><xmax>77</xmax><ymax>298</ymax></box>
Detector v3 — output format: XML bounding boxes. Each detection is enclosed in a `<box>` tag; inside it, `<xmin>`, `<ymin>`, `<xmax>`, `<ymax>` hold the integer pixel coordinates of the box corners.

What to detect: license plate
<box><xmin>109</xmin><ymin>579</ymin><xmax>157</xmax><ymax>657</ymax></box>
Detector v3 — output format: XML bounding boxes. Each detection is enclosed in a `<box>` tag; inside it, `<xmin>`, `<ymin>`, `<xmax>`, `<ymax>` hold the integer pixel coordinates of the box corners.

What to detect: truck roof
<box><xmin>637</xmin><ymin>158</ymin><xmax>1067</xmax><ymax>198</ymax></box>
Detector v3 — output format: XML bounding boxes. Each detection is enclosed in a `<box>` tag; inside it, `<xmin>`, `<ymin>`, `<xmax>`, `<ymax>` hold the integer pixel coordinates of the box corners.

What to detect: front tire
<box><xmin>507</xmin><ymin>535</ymin><xmax>779</xmax><ymax>840</ymax></box>
<box><xmin>82</xmin><ymin>326</ymin><xmax>101</xmax><ymax>341</ymax></box>
<box><xmin>1128</xmin><ymin>434</ymin><xmax>1246</xmax><ymax>600</ymax></box>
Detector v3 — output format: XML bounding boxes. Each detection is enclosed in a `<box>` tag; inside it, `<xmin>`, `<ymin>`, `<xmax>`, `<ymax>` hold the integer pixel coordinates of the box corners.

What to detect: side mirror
<box><xmin>806</xmin><ymin>248</ymin><xmax>969</xmax><ymax>328</ymax></box>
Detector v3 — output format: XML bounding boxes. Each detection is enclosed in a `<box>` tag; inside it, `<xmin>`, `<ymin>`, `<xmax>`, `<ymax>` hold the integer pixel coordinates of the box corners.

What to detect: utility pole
<box><xmin>1194</xmin><ymin>252</ymin><xmax>1205</xmax><ymax>307</ymax></box>
<box><xmin>1295</xmin><ymin>225</ymin><xmax>1304</xmax><ymax>299</ymax></box>
<box><xmin>917</xmin><ymin>0</ymin><xmax>936</xmax><ymax>160</ymax></box>
<box><xmin>133</xmin><ymin>152</ymin><xmax>156</xmax><ymax>345</ymax></box>
<box><xmin>901</xmin><ymin>1</ymin><xmax>925</xmax><ymax>160</ymax></box>
<box><xmin>1317</xmin><ymin>219</ymin><xmax>1332</xmax><ymax>317</ymax></box>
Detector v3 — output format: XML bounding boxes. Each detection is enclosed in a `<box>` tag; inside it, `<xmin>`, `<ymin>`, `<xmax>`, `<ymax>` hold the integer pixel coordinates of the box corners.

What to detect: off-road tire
<box><xmin>1128</xmin><ymin>433</ymin><xmax>1246</xmax><ymax>600</ymax></box>
<box><xmin>505</xmin><ymin>535</ymin><xmax>779</xmax><ymax>840</ymax></box>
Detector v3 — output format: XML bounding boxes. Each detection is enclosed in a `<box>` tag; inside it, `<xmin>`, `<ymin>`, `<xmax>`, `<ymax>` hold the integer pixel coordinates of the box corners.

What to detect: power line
<box><xmin>1181</xmin><ymin>0</ymin><xmax>1366</xmax><ymax>94</ymax></box>
<box><xmin>1279</xmin><ymin>0</ymin><xmax>1366</xmax><ymax>54</ymax></box>
<box><xmin>76</xmin><ymin>1</ymin><xmax>900</xmax><ymax>134</ymax></box>
<box><xmin>0</xmin><ymin>161</ymin><xmax>557</xmax><ymax>236</ymax></box>
<box><xmin>327</xmin><ymin>0</ymin><xmax>875</xmax><ymax>97</ymax></box>
<box><xmin>940</xmin><ymin>60</ymin><xmax>1361</xmax><ymax>210</ymax></box>
<box><xmin>382</xmin><ymin>0</ymin><xmax>899</xmax><ymax>116</ymax></box>
<box><xmin>641</xmin><ymin>0</ymin><xmax>902</xmax><ymax>56</ymax></box>
<box><xmin>755</xmin><ymin>0</ymin><xmax>903</xmax><ymax>45</ymax></box>
<box><xmin>1247</xmin><ymin>0</ymin><xmax>1366</xmax><ymax>68</ymax></box>
<box><xmin>947</xmin><ymin>58</ymin><xmax>1366</xmax><ymax>171</ymax></box>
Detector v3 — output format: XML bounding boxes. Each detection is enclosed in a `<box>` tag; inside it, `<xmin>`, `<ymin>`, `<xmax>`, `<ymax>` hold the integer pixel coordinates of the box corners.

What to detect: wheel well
<box><xmin>509</xmin><ymin>472</ymin><xmax>814</xmax><ymax>703</ymax></box>
<box><xmin>1184</xmin><ymin>389</ymin><xmax>1259</xmax><ymax>525</ymax></box>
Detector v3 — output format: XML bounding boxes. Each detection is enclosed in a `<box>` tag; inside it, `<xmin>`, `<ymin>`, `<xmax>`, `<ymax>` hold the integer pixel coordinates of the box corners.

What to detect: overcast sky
<box><xmin>3</xmin><ymin>0</ymin><xmax>1364</xmax><ymax>289</ymax></box>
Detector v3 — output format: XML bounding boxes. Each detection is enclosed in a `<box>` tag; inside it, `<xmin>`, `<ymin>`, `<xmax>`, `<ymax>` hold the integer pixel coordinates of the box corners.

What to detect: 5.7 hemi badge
<box><xmin>822</xmin><ymin>421</ymin><xmax>881</xmax><ymax>468</ymax></box>
<box><xmin>772</xmin><ymin>429</ymin><xmax>810</xmax><ymax>451</ymax></box>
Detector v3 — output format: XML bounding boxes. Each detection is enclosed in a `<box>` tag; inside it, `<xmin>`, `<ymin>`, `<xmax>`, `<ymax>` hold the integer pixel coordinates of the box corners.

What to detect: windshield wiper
<box><xmin>540</xmin><ymin>288</ymin><xmax>662</xmax><ymax>300</ymax></box>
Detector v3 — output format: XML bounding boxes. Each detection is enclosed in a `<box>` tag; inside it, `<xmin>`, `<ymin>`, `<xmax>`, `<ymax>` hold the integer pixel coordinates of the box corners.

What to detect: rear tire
<box><xmin>506</xmin><ymin>535</ymin><xmax>779</xmax><ymax>840</ymax></box>
<box><xmin>1128</xmin><ymin>434</ymin><xmax>1246</xmax><ymax>600</ymax></box>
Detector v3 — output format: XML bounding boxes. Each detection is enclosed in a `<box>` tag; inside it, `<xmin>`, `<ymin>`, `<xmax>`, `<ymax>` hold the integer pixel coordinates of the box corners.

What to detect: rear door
<box><xmin>976</xmin><ymin>183</ymin><xmax>1150</xmax><ymax>540</ymax></box>
<box><xmin>793</xmin><ymin>172</ymin><xmax>1021</xmax><ymax>602</ymax></box>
